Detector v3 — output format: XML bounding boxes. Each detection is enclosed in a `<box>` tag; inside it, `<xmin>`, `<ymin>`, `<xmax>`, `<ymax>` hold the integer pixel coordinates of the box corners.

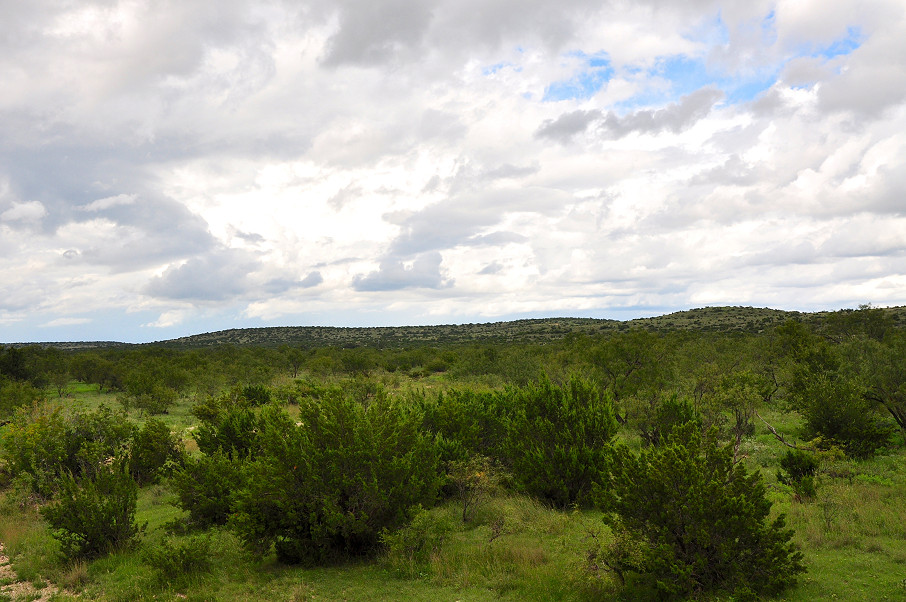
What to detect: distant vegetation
<box><xmin>13</xmin><ymin>304</ymin><xmax>906</xmax><ymax>350</ymax></box>
<box><xmin>1</xmin><ymin>304</ymin><xmax>905</xmax><ymax>600</ymax></box>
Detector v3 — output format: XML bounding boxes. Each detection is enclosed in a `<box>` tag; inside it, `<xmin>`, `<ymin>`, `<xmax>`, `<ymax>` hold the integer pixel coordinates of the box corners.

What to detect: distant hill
<box><xmin>10</xmin><ymin>305</ymin><xmax>906</xmax><ymax>350</ymax></box>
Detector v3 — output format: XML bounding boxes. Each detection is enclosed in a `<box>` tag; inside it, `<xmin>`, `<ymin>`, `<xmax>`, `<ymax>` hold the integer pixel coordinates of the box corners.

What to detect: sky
<box><xmin>2</xmin><ymin>0</ymin><xmax>906</xmax><ymax>343</ymax></box>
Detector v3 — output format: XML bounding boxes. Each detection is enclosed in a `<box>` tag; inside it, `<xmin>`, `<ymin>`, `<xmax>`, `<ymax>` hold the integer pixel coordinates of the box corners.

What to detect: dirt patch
<box><xmin>0</xmin><ymin>542</ymin><xmax>57</xmax><ymax>601</ymax></box>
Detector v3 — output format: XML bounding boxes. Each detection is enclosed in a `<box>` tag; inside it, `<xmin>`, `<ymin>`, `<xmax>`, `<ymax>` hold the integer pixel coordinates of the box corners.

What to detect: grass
<box><xmin>3</xmin><ymin>381</ymin><xmax>906</xmax><ymax>600</ymax></box>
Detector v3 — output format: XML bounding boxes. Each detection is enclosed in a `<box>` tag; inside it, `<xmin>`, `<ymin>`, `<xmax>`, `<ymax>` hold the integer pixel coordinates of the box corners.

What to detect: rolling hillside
<box><xmin>10</xmin><ymin>305</ymin><xmax>906</xmax><ymax>350</ymax></box>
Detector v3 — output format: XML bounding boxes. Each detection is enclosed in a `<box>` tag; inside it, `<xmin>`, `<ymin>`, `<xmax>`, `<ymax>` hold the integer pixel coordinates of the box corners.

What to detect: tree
<box><xmin>856</xmin><ymin>333</ymin><xmax>906</xmax><ymax>442</ymax></box>
<box><xmin>601</xmin><ymin>422</ymin><xmax>805</xmax><ymax>599</ymax></box>
<box><xmin>775</xmin><ymin>320</ymin><xmax>893</xmax><ymax>458</ymax></box>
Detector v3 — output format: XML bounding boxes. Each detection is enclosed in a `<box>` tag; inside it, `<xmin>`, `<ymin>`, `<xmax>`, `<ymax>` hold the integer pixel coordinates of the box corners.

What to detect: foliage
<box><xmin>778</xmin><ymin>449</ymin><xmax>819</xmax><ymax>501</ymax></box>
<box><xmin>777</xmin><ymin>320</ymin><xmax>894</xmax><ymax>458</ymax></box>
<box><xmin>40</xmin><ymin>459</ymin><xmax>143</xmax><ymax>560</ymax></box>
<box><xmin>1</xmin><ymin>404</ymin><xmax>138</xmax><ymax>498</ymax></box>
<box><xmin>505</xmin><ymin>375</ymin><xmax>618</xmax><ymax>508</ymax></box>
<box><xmin>65</xmin><ymin>404</ymin><xmax>138</xmax><ymax>480</ymax></box>
<box><xmin>857</xmin><ymin>332</ymin><xmax>906</xmax><ymax>439</ymax></box>
<box><xmin>635</xmin><ymin>394</ymin><xmax>701</xmax><ymax>447</ymax></box>
<box><xmin>447</xmin><ymin>455</ymin><xmax>502</xmax><ymax>523</ymax></box>
<box><xmin>0</xmin><ymin>378</ymin><xmax>45</xmax><ymax>421</ymax></box>
<box><xmin>797</xmin><ymin>373</ymin><xmax>893</xmax><ymax>458</ymax></box>
<box><xmin>379</xmin><ymin>506</ymin><xmax>454</xmax><ymax>578</ymax></box>
<box><xmin>418</xmin><ymin>388</ymin><xmax>510</xmax><ymax>464</ymax></box>
<box><xmin>233</xmin><ymin>392</ymin><xmax>443</xmax><ymax>564</ymax></box>
<box><xmin>241</xmin><ymin>384</ymin><xmax>271</xmax><ymax>406</ymax></box>
<box><xmin>603</xmin><ymin>422</ymin><xmax>806</xmax><ymax>599</ymax></box>
<box><xmin>129</xmin><ymin>418</ymin><xmax>184</xmax><ymax>485</ymax></box>
<box><xmin>170</xmin><ymin>452</ymin><xmax>246</xmax><ymax>529</ymax></box>
<box><xmin>142</xmin><ymin>535</ymin><xmax>213</xmax><ymax>586</ymax></box>
<box><xmin>0</xmin><ymin>404</ymin><xmax>69</xmax><ymax>498</ymax></box>
<box><xmin>193</xmin><ymin>404</ymin><xmax>263</xmax><ymax>461</ymax></box>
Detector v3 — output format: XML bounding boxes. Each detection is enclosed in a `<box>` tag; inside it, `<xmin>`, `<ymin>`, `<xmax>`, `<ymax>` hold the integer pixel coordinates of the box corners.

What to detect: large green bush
<box><xmin>506</xmin><ymin>375</ymin><xmax>618</xmax><ymax>508</ymax></box>
<box><xmin>193</xmin><ymin>405</ymin><xmax>263</xmax><ymax>461</ymax></box>
<box><xmin>602</xmin><ymin>422</ymin><xmax>805</xmax><ymax>599</ymax></box>
<box><xmin>171</xmin><ymin>451</ymin><xmax>246</xmax><ymax>529</ymax></box>
<box><xmin>234</xmin><ymin>391</ymin><xmax>442</xmax><ymax>564</ymax></box>
<box><xmin>41</xmin><ymin>459</ymin><xmax>143</xmax><ymax>560</ymax></box>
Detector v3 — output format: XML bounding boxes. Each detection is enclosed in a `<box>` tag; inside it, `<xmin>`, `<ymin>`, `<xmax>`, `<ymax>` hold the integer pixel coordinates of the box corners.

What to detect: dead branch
<box><xmin>754</xmin><ymin>410</ymin><xmax>815</xmax><ymax>452</ymax></box>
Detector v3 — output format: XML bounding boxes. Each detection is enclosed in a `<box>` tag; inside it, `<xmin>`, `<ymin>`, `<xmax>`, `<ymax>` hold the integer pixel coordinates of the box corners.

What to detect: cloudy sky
<box><xmin>2</xmin><ymin>0</ymin><xmax>905</xmax><ymax>343</ymax></box>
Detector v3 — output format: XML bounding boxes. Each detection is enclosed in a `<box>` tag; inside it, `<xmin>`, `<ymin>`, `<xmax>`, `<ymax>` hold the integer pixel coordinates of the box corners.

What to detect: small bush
<box><xmin>130</xmin><ymin>418</ymin><xmax>184</xmax><ymax>485</ymax></box>
<box><xmin>143</xmin><ymin>535</ymin><xmax>213</xmax><ymax>586</ymax></box>
<box><xmin>448</xmin><ymin>455</ymin><xmax>502</xmax><ymax>523</ymax></box>
<box><xmin>380</xmin><ymin>507</ymin><xmax>454</xmax><ymax>578</ymax></box>
<box><xmin>242</xmin><ymin>384</ymin><xmax>271</xmax><ymax>406</ymax></box>
<box><xmin>40</xmin><ymin>460</ymin><xmax>144</xmax><ymax>560</ymax></box>
<box><xmin>777</xmin><ymin>449</ymin><xmax>819</xmax><ymax>501</ymax></box>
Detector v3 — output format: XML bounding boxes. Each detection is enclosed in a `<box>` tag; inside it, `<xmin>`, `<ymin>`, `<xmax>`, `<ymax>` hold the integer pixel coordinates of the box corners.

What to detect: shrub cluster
<box><xmin>1</xmin><ymin>404</ymin><xmax>182</xmax><ymax>560</ymax></box>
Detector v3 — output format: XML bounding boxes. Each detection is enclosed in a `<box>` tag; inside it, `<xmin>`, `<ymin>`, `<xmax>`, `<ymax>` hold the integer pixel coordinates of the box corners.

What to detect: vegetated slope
<box><xmin>146</xmin><ymin>306</ymin><xmax>821</xmax><ymax>349</ymax></box>
<box><xmin>11</xmin><ymin>305</ymin><xmax>906</xmax><ymax>350</ymax></box>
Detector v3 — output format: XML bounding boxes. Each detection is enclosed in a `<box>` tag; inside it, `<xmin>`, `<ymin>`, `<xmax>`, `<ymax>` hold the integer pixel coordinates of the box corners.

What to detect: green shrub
<box><xmin>40</xmin><ymin>460</ymin><xmax>143</xmax><ymax>560</ymax></box>
<box><xmin>447</xmin><ymin>455</ymin><xmax>502</xmax><ymax>523</ymax></box>
<box><xmin>65</xmin><ymin>404</ymin><xmax>137</xmax><ymax>480</ymax></box>
<box><xmin>1</xmin><ymin>404</ymin><xmax>70</xmax><ymax>498</ymax></box>
<box><xmin>242</xmin><ymin>384</ymin><xmax>271</xmax><ymax>406</ymax></box>
<box><xmin>143</xmin><ymin>535</ymin><xmax>212</xmax><ymax>586</ymax></box>
<box><xmin>777</xmin><ymin>449</ymin><xmax>819</xmax><ymax>501</ymax></box>
<box><xmin>129</xmin><ymin>418</ymin><xmax>184</xmax><ymax>485</ymax></box>
<box><xmin>603</xmin><ymin>422</ymin><xmax>805</xmax><ymax>599</ymax></box>
<box><xmin>234</xmin><ymin>392</ymin><xmax>443</xmax><ymax>564</ymax></box>
<box><xmin>418</xmin><ymin>388</ymin><xmax>511</xmax><ymax>464</ymax></box>
<box><xmin>506</xmin><ymin>375</ymin><xmax>618</xmax><ymax>508</ymax></box>
<box><xmin>171</xmin><ymin>452</ymin><xmax>245</xmax><ymax>529</ymax></box>
<box><xmin>636</xmin><ymin>394</ymin><xmax>701</xmax><ymax>447</ymax></box>
<box><xmin>193</xmin><ymin>405</ymin><xmax>262</xmax><ymax>461</ymax></box>
<box><xmin>0</xmin><ymin>378</ymin><xmax>44</xmax><ymax>421</ymax></box>
<box><xmin>798</xmin><ymin>374</ymin><xmax>893</xmax><ymax>459</ymax></box>
<box><xmin>380</xmin><ymin>506</ymin><xmax>454</xmax><ymax>578</ymax></box>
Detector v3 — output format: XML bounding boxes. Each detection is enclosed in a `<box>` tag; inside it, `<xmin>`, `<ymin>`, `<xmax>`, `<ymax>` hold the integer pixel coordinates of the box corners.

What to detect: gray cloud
<box><xmin>598</xmin><ymin>88</ymin><xmax>725</xmax><ymax>138</ymax></box>
<box><xmin>299</xmin><ymin>271</ymin><xmax>324</xmax><ymax>287</ymax></box>
<box><xmin>144</xmin><ymin>248</ymin><xmax>260</xmax><ymax>301</ymax></box>
<box><xmin>689</xmin><ymin>155</ymin><xmax>761</xmax><ymax>186</ymax></box>
<box><xmin>352</xmin><ymin>252</ymin><xmax>451</xmax><ymax>291</ymax></box>
<box><xmin>535</xmin><ymin>110</ymin><xmax>603</xmax><ymax>142</ymax></box>
<box><xmin>320</xmin><ymin>0</ymin><xmax>434</xmax><ymax>66</ymax></box>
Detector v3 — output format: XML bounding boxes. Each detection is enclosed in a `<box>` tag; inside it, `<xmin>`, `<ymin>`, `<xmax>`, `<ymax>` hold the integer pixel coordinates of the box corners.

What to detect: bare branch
<box><xmin>754</xmin><ymin>410</ymin><xmax>815</xmax><ymax>452</ymax></box>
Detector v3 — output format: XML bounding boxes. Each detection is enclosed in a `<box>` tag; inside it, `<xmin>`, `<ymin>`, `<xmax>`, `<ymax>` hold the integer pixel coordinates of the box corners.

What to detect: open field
<box><xmin>2</xmin><ymin>306</ymin><xmax>906</xmax><ymax>600</ymax></box>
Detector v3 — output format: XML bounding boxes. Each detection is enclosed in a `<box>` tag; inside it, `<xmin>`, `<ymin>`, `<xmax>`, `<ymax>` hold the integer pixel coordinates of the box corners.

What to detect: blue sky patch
<box><xmin>542</xmin><ymin>52</ymin><xmax>614</xmax><ymax>101</ymax></box>
<box><xmin>813</xmin><ymin>26</ymin><xmax>863</xmax><ymax>60</ymax></box>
